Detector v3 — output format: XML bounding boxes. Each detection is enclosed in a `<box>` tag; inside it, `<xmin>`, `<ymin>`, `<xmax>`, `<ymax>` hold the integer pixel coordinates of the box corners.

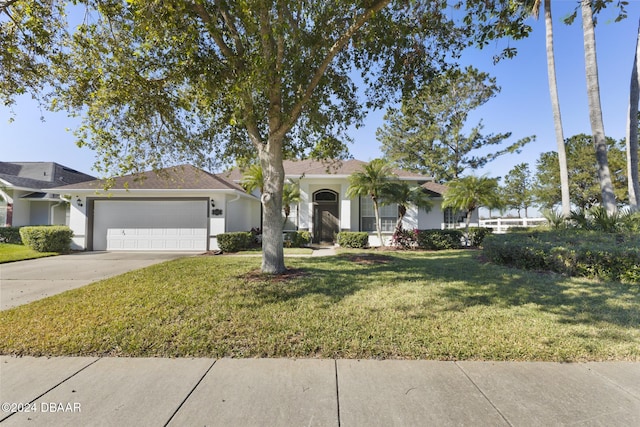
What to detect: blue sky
<box><xmin>3</xmin><ymin>1</ymin><xmax>639</xmax><ymax>184</ymax></box>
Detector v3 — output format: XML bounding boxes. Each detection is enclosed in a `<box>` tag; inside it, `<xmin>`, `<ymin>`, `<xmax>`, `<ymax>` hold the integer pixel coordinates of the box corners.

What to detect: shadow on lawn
<box><xmin>396</xmin><ymin>252</ymin><xmax>639</xmax><ymax>329</ymax></box>
<box><xmin>251</xmin><ymin>251</ymin><xmax>639</xmax><ymax>329</ymax></box>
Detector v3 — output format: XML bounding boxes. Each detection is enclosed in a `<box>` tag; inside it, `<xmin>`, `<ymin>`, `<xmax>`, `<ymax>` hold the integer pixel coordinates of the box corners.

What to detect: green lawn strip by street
<box><xmin>1</xmin><ymin>251</ymin><xmax>638</xmax><ymax>361</ymax></box>
<box><xmin>0</xmin><ymin>243</ymin><xmax>58</xmax><ymax>263</ymax></box>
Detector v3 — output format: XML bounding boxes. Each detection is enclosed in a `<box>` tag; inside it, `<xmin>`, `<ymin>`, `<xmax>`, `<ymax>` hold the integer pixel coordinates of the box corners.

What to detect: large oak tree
<box><xmin>2</xmin><ymin>0</ymin><xmax>531</xmax><ymax>273</ymax></box>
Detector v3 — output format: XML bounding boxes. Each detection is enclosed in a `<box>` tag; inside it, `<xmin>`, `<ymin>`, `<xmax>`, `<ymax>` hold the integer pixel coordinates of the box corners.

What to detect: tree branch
<box><xmin>213</xmin><ymin>0</ymin><xmax>245</xmax><ymax>56</ymax></box>
<box><xmin>190</xmin><ymin>1</ymin><xmax>235</xmax><ymax>59</ymax></box>
<box><xmin>277</xmin><ymin>0</ymin><xmax>392</xmax><ymax>139</ymax></box>
<box><xmin>0</xmin><ymin>0</ymin><xmax>20</xmax><ymax>16</ymax></box>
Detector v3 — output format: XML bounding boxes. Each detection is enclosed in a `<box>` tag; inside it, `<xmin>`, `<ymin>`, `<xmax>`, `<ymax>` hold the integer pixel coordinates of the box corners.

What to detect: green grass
<box><xmin>0</xmin><ymin>243</ymin><xmax>58</xmax><ymax>263</ymax></box>
<box><xmin>1</xmin><ymin>251</ymin><xmax>638</xmax><ymax>361</ymax></box>
<box><xmin>235</xmin><ymin>247</ymin><xmax>314</xmax><ymax>255</ymax></box>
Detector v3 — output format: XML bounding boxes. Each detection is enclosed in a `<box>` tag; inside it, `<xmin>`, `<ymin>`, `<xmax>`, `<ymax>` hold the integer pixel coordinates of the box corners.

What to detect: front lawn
<box><xmin>1</xmin><ymin>251</ymin><xmax>638</xmax><ymax>361</ymax></box>
<box><xmin>0</xmin><ymin>243</ymin><xmax>58</xmax><ymax>263</ymax></box>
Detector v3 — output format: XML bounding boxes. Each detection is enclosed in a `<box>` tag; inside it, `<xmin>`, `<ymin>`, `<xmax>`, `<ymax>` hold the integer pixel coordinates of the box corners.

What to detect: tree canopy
<box><xmin>502</xmin><ymin>162</ymin><xmax>534</xmax><ymax>217</ymax></box>
<box><xmin>377</xmin><ymin>66</ymin><xmax>533</xmax><ymax>183</ymax></box>
<box><xmin>534</xmin><ymin>134</ymin><xmax>629</xmax><ymax>210</ymax></box>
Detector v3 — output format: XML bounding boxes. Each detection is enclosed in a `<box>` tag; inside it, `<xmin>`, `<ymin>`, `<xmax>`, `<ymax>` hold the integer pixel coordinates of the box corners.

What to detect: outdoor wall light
<box><xmin>76</xmin><ymin>197</ymin><xmax>83</xmax><ymax>207</ymax></box>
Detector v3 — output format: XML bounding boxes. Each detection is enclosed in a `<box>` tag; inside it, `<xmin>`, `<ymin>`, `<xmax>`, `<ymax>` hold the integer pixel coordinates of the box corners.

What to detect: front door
<box><xmin>312</xmin><ymin>190</ymin><xmax>339</xmax><ymax>244</ymax></box>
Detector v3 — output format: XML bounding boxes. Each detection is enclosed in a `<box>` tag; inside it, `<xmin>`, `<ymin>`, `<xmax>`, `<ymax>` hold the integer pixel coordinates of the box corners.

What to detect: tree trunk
<box><xmin>464</xmin><ymin>209</ymin><xmax>472</xmax><ymax>247</ymax></box>
<box><xmin>581</xmin><ymin>0</ymin><xmax>617</xmax><ymax>214</ymax></box>
<box><xmin>545</xmin><ymin>0</ymin><xmax>571</xmax><ymax>217</ymax></box>
<box><xmin>395</xmin><ymin>205</ymin><xmax>406</xmax><ymax>235</ymax></box>
<box><xmin>627</xmin><ymin>18</ymin><xmax>640</xmax><ymax>212</ymax></box>
<box><xmin>259</xmin><ymin>140</ymin><xmax>286</xmax><ymax>274</ymax></box>
<box><xmin>372</xmin><ymin>198</ymin><xmax>384</xmax><ymax>247</ymax></box>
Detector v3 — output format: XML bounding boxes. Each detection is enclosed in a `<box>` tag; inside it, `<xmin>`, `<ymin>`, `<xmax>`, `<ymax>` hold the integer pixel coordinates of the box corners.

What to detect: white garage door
<box><xmin>93</xmin><ymin>200</ymin><xmax>208</xmax><ymax>251</ymax></box>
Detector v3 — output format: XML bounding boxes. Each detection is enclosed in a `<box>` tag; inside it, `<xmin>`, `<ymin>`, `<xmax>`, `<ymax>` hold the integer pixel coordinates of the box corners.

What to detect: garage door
<box><xmin>93</xmin><ymin>200</ymin><xmax>208</xmax><ymax>251</ymax></box>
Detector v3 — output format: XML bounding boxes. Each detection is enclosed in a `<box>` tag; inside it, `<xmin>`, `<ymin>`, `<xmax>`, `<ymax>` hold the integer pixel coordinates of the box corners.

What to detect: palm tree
<box><xmin>581</xmin><ymin>0</ymin><xmax>617</xmax><ymax>214</ymax></box>
<box><xmin>442</xmin><ymin>175</ymin><xmax>499</xmax><ymax>245</ymax></box>
<box><xmin>346</xmin><ymin>159</ymin><xmax>396</xmax><ymax>246</ymax></box>
<box><xmin>523</xmin><ymin>0</ymin><xmax>571</xmax><ymax>217</ymax></box>
<box><xmin>282</xmin><ymin>182</ymin><xmax>301</xmax><ymax>228</ymax></box>
<box><xmin>382</xmin><ymin>181</ymin><xmax>433</xmax><ymax>234</ymax></box>
<box><xmin>240</xmin><ymin>163</ymin><xmax>264</xmax><ymax>194</ymax></box>
<box><xmin>626</xmin><ymin>19</ymin><xmax>640</xmax><ymax>212</ymax></box>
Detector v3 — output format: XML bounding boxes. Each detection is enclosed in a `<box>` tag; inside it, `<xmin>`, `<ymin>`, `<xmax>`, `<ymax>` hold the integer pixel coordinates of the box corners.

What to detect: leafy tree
<box><xmin>282</xmin><ymin>182</ymin><xmax>300</xmax><ymax>228</ymax></box>
<box><xmin>346</xmin><ymin>159</ymin><xmax>395</xmax><ymax>247</ymax></box>
<box><xmin>240</xmin><ymin>164</ymin><xmax>264</xmax><ymax>194</ymax></box>
<box><xmin>502</xmin><ymin>163</ymin><xmax>534</xmax><ymax>217</ymax></box>
<box><xmin>381</xmin><ymin>181</ymin><xmax>433</xmax><ymax>234</ymax></box>
<box><xmin>533</xmin><ymin>134</ymin><xmax>628</xmax><ymax>210</ymax></box>
<box><xmin>442</xmin><ymin>175</ymin><xmax>500</xmax><ymax>244</ymax></box>
<box><xmin>2</xmin><ymin>1</ymin><xmax>533</xmax><ymax>273</ymax></box>
<box><xmin>377</xmin><ymin>66</ymin><xmax>533</xmax><ymax>183</ymax></box>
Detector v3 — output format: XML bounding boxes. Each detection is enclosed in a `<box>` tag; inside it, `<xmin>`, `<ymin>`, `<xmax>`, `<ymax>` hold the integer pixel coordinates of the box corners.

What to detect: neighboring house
<box><xmin>0</xmin><ymin>162</ymin><xmax>95</xmax><ymax>228</ymax></box>
<box><xmin>224</xmin><ymin>159</ymin><xmax>476</xmax><ymax>246</ymax></box>
<box><xmin>51</xmin><ymin>160</ymin><xmax>476</xmax><ymax>252</ymax></box>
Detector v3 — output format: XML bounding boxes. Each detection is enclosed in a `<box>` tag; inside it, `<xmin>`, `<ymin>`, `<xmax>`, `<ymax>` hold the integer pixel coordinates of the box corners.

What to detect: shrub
<box><xmin>482</xmin><ymin>230</ymin><xmax>640</xmax><ymax>284</ymax></box>
<box><xmin>19</xmin><ymin>226</ymin><xmax>73</xmax><ymax>252</ymax></box>
<box><xmin>0</xmin><ymin>227</ymin><xmax>22</xmax><ymax>244</ymax></box>
<box><xmin>217</xmin><ymin>232</ymin><xmax>253</xmax><ymax>252</ymax></box>
<box><xmin>391</xmin><ymin>229</ymin><xmax>417</xmax><ymax>250</ymax></box>
<box><xmin>337</xmin><ymin>232</ymin><xmax>369</xmax><ymax>248</ymax></box>
<box><xmin>467</xmin><ymin>227</ymin><xmax>492</xmax><ymax>247</ymax></box>
<box><xmin>284</xmin><ymin>231</ymin><xmax>311</xmax><ymax>248</ymax></box>
<box><xmin>415</xmin><ymin>229</ymin><xmax>463</xmax><ymax>250</ymax></box>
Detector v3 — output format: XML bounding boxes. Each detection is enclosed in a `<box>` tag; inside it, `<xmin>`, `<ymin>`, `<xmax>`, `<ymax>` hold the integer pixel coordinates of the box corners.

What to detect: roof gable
<box><xmin>52</xmin><ymin>164</ymin><xmax>245</xmax><ymax>192</ymax></box>
<box><xmin>223</xmin><ymin>159</ymin><xmax>432</xmax><ymax>182</ymax></box>
<box><xmin>0</xmin><ymin>162</ymin><xmax>95</xmax><ymax>190</ymax></box>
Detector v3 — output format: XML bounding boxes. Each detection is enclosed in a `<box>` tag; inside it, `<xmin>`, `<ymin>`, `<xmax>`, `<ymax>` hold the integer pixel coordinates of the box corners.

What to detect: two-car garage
<box><xmin>91</xmin><ymin>199</ymin><xmax>209</xmax><ymax>251</ymax></box>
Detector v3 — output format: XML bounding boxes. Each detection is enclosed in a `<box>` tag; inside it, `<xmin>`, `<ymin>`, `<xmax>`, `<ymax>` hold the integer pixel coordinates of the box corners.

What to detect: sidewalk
<box><xmin>1</xmin><ymin>356</ymin><xmax>638</xmax><ymax>426</ymax></box>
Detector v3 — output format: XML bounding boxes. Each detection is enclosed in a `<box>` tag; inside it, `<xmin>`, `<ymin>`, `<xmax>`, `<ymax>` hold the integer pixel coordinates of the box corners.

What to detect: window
<box><xmin>444</xmin><ymin>208</ymin><xmax>465</xmax><ymax>226</ymax></box>
<box><xmin>313</xmin><ymin>190</ymin><xmax>338</xmax><ymax>202</ymax></box>
<box><xmin>360</xmin><ymin>197</ymin><xmax>397</xmax><ymax>232</ymax></box>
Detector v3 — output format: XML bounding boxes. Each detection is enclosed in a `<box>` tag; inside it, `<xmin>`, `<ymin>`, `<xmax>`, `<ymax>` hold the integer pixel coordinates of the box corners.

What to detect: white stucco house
<box><xmin>0</xmin><ymin>162</ymin><xmax>95</xmax><ymax>228</ymax></box>
<box><xmin>50</xmin><ymin>159</ymin><xmax>475</xmax><ymax>251</ymax></box>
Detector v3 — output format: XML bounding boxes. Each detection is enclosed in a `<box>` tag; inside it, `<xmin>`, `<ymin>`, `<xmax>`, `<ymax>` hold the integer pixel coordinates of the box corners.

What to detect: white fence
<box><xmin>478</xmin><ymin>217</ymin><xmax>547</xmax><ymax>233</ymax></box>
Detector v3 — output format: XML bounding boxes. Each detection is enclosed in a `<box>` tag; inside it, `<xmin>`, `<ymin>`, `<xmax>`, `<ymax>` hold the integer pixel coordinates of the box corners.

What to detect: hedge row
<box><xmin>19</xmin><ymin>226</ymin><xmax>73</xmax><ymax>252</ymax></box>
<box><xmin>217</xmin><ymin>232</ymin><xmax>254</xmax><ymax>252</ymax></box>
<box><xmin>217</xmin><ymin>230</ymin><xmax>312</xmax><ymax>252</ymax></box>
<box><xmin>482</xmin><ymin>230</ymin><xmax>640</xmax><ymax>284</ymax></box>
<box><xmin>0</xmin><ymin>227</ymin><xmax>22</xmax><ymax>244</ymax></box>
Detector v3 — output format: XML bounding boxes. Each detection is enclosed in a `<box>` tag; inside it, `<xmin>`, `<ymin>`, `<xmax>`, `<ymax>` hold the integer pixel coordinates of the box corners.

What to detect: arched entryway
<box><xmin>312</xmin><ymin>190</ymin><xmax>339</xmax><ymax>243</ymax></box>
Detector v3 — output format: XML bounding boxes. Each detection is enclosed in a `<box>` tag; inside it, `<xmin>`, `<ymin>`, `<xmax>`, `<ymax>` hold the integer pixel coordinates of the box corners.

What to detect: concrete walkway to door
<box><xmin>0</xmin><ymin>252</ymin><xmax>196</xmax><ymax>311</ymax></box>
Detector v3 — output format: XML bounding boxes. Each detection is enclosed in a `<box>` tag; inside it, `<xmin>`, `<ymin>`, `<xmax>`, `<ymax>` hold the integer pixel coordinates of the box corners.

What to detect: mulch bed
<box><xmin>241</xmin><ymin>267</ymin><xmax>309</xmax><ymax>283</ymax></box>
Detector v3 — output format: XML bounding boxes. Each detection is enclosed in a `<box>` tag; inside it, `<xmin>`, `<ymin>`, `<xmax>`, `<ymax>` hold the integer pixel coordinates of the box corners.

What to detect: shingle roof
<box><xmin>52</xmin><ymin>164</ymin><xmax>245</xmax><ymax>192</ymax></box>
<box><xmin>422</xmin><ymin>181</ymin><xmax>448</xmax><ymax>197</ymax></box>
<box><xmin>222</xmin><ymin>159</ymin><xmax>431</xmax><ymax>181</ymax></box>
<box><xmin>0</xmin><ymin>162</ymin><xmax>95</xmax><ymax>190</ymax></box>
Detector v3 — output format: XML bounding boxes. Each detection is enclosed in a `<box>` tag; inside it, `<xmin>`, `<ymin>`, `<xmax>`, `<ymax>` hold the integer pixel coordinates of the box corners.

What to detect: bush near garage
<box><xmin>217</xmin><ymin>232</ymin><xmax>254</xmax><ymax>253</ymax></box>
<box><xmin>0</xmin><ymin>227</ymin><xmax>22</xmax><ymax>244</ymax></box>
<box><xmin>415</xmin><ymin>229</ymin><xmax>464</xmax><ymax>250</ymax></box>
<box><xmin>482</xmin><ymin>230</ymin><xmax>640</xmax><ymax>284</ymax></box>
<box><xmin>19</xmin><ymin>226</ymin><xmax>73</xmax><ymax>252</ymax></box>
<box><xmin>337</xmin><ymin>232</ymin><xmax>369</xmax><ymax>248</ymax></box>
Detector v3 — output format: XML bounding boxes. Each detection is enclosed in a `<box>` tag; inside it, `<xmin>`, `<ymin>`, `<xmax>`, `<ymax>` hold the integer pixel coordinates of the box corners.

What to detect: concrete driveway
<box><xmin>0</xmin><ymin>252</ymin><xmax>196</xmax><ymax>311</ymax></box>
